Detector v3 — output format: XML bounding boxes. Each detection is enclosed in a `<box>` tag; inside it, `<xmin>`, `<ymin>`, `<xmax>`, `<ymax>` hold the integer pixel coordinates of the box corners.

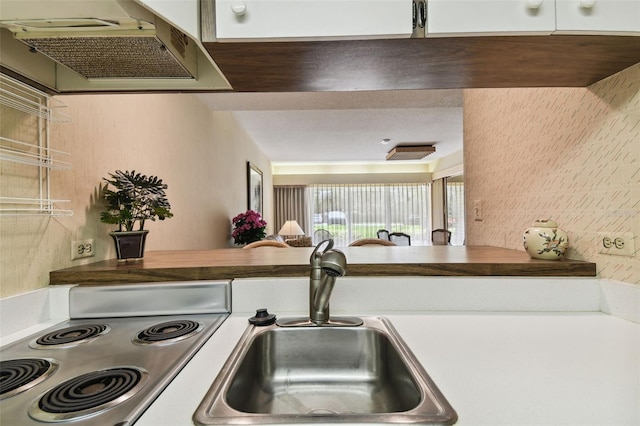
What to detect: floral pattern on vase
<box><xmin>523</xmin><ymin>219</ymin><xmax>568</xmax><ymax>260</ymax></box>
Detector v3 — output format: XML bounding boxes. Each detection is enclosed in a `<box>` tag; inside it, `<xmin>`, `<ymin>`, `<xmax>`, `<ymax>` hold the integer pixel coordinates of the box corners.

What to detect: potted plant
<box><xmin>100</xmin><ymin>170</ymin><xmax>173</xmax><ymax>261</ymax></box>
<box><xmin>231</xmin><ymin>210</ymin><xmax>267</xmax><ymax>246</ymax></box>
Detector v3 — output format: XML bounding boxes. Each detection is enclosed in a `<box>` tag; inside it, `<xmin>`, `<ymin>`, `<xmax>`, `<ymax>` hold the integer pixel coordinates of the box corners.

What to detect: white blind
<box><xmin>310</xmin><ymin>183</ymin><xmax>430</xmax><ymax>247</ymax></box>
<box><xmin>446</xmin><ymin>181</ymin><xmax>466</xmax><ymax>245</ymax></box>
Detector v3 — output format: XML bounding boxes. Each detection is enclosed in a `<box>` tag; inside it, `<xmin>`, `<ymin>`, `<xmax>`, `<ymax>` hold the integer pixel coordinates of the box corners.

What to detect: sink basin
<box><xmin>193</xmin><ymin>316</ymin><xmax>457</xmax><ymax>425</ymax></box>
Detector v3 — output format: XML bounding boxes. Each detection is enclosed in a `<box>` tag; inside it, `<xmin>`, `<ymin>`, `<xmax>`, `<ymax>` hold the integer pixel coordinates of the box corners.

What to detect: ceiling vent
<box><xmin>386</xmin><ymin>145</ymin><xmax>435</xmax><ymax>161</ymax></box>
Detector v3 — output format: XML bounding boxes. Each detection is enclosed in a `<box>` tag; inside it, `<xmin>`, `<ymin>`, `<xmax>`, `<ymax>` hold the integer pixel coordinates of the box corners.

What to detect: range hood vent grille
<box><xmin>22</xmin><ymin>36</ymin><xmax>192</xmax><ymax>79</ymax></box>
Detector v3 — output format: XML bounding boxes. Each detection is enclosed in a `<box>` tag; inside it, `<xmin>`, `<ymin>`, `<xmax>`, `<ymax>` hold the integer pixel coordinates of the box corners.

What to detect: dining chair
<box><xmin>389</xmin><ymin>232</ymin><xmax>411</xmax><ymax>246</ymax></box>
<box><xmin>348</xmin><ymin>238</ymin><xmax>397</xmax><ymax>247</ymax></box>
<box><xmin>431</xmin><ymin>229</ymin><xmax>452</xmax><ymax>245</ymax></box>
<box><xmin>376</xmin><ymin>229</ymin><xmax>390</xmax><ymax>240</ymax></box>
<box><xmin>242</xmin><ymin>240</ymin><xmax>290</xmax><ymax>249</ymax></box>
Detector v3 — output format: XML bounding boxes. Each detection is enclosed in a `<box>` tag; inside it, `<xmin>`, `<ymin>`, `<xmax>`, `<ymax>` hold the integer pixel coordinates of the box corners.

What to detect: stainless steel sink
<box><xmin>193</xmin><ymin>316</ymin><xmax>457</xmax><ymax>425</ymax></box>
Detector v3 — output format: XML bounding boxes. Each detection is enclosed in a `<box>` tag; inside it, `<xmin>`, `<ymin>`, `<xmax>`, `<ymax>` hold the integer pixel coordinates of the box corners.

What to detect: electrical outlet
<box><xmin>597</xmin><ymin>232</ymin><xmax>634</xmax><ymax>257</ymax></box>
<box><xmin>473</xmin><ymin>199</ymin><xmax>483</xmax><ymax>221</ymax></box>
<box><xmin>71</xmin><ymin>239</ymin><xmax>95</xmax><ymax>260</ymax></box>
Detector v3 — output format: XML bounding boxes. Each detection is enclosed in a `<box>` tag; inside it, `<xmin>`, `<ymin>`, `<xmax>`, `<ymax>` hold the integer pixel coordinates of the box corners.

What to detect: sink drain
<box><xmin>306</xmin><ymin>408</ymin><xmax>341</xmax><ymax>415</ymax></box>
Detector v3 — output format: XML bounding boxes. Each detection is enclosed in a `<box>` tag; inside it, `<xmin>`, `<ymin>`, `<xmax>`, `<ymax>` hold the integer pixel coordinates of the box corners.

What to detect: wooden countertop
<box><xmin>49</xmin><ymin>246</ymin><xmax>596</xmax><ymax>285</ymax></box>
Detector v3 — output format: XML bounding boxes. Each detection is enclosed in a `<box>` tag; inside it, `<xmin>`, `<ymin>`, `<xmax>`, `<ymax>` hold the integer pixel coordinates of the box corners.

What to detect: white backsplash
<box><xmin>599</xmin><ymin>279</ymin><xmax>640</xmax><ymax>324</ymax></box>
<box><xmin>0</xmin><ymin>285</ymin><xmax>71</xmax><ymax>342</ymax></box>
<box><xmin>231</xmin><ymin>276</ymin><xmax>602</xmax><ymax>314</ymax></box>
<box><xmin>1</xmin><ymin>278</ymin><xmax>638</xmax><ymax>346</ymax></box>
<box><xmin>233</xmin><ymin>276</ymin><xmax>639</xmax><ymax>324</ymax></box>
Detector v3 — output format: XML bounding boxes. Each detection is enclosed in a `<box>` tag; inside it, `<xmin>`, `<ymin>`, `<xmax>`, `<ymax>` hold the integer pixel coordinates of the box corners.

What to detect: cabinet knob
<box><xmin>231</xmin><ymin>1</ymin><xmax>247</xmax><ymax>16</ymax></box>
<box><xmin>579</xmin><ymin>0</ymin><xmax>596</xmax><ymax>8</ymax></box>
<box><xmin>526</xmin><ymin>0</ymin><xmax>543</xmax><ymax>9</ymax></box>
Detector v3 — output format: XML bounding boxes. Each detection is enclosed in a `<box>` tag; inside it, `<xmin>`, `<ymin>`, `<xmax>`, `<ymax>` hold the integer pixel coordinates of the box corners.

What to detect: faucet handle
<box><xmin>310</xmin><ymin>239</ymin><xmax>334</xmax><ymax>262</ymax></box>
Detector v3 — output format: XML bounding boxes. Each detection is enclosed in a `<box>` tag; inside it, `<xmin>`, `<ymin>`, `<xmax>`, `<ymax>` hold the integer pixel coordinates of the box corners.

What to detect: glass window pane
<box><xmin>446</xmin><ymin>181</ymin><xmax>465</xmax><ymax>245</ymax></box>
<box><xmin>311</xmin><ymin>183</ymin><xmax>430</xmax><ymax>246</ymax></box>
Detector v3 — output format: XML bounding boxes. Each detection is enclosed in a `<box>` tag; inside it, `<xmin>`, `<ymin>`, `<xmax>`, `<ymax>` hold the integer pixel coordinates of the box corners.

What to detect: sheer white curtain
<box><xmin>430</xmin><ymin>178</ymin><xmax>446</xmax><ymax>230</ymax></box>
<box><xmin>446</xmin><ymin>180</ymin><xmax>466</xmax><ymax>245</ymax></box>
<box><xmin>309</xmin><ymin>183</ymin><xmax>430</xmax><ymax>246</ymax></box>
<box><xmin>273</xmin><ymin>186</ymin><xmax>308</xmax><ymax>235</ymax></box>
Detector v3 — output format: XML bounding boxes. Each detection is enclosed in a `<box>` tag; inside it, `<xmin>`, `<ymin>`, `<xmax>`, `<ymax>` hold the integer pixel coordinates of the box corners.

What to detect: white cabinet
<box><xmin>214</xmin><ymin>0</ymin><xmax>412</xmax><ymax>41</ymax></box>
<box><xmin>426</xmin><ymin>0</ymin><xmax>556</xmax><ymax>36</ymax></box>
<box><xmin>136</xmin><ymin>0</ymin><xmax>199</xmax><ymax>40</ymax></box>
<box><xmin>212</xmin><ymin>0</ymin><xmax>638</xmax><ymax>41</ymax></box>
<box><xmin>555</xmin><ymin>0</ymin><xmax>640</xmax><ymax>34</ymax></box>
<box><xmin>424</xmin><ymin>0</ymin><xmax>639</xmax><ymax>36</ymax></box>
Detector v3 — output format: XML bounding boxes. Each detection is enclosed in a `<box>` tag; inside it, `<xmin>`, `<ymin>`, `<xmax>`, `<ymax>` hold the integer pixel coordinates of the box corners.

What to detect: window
<box><xmin>310</xmin><ymin>183</ymin><xmax>430</xmax><ymax>247</ymax></box>
<box><xmin>445</xmin><ymin>179</ymin><xmax>465</xmax><ymax>245</ymax></box>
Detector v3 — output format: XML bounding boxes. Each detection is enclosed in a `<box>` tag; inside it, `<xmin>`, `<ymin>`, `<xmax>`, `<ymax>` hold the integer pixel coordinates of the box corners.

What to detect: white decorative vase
<box><xmin>522</xmin><ymin>219</ymin><xmax>568</xmax><ymax>260</ymax></box>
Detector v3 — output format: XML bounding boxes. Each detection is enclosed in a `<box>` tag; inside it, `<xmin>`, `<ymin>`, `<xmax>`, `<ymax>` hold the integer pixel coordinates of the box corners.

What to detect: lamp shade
<box><xmin>278</xmin><ymin>220</ymin><xmax>304</xmax><ymax>236</ymax></box>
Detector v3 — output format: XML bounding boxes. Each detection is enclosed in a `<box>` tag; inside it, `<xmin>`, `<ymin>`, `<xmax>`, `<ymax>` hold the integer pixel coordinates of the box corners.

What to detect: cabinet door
<box><xmin>426</xmin><ymin>0</ymin><xmax>556</xmax><ymax>37</ymax></box>
<box><xmin>137</xmin><ymin>0</ymin><xmax>199</xmax><ymax>40</ymax></box>
<box><xmin>215</xmin><ymin>0</ymin><xmax>412</xmax><ymax>41</ymax></box>
<box><xmin>555</xmin><ymin>0</ymin><xmax>640</xmax><ymax>34</ymax></box>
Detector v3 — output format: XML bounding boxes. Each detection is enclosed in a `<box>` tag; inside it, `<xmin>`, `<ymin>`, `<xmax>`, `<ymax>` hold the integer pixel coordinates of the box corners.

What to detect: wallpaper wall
<box><xmin>0</xmin><ymin>93</ymin><xmax>271</xmax><ymax>298</ymax></box>
<box><xmin>465</xmin><ymin>63</ymin><xmax>639</xmax><ymax>285</ymax></box>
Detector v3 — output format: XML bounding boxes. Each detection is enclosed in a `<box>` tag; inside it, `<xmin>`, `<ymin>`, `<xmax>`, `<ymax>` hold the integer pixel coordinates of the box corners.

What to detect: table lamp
<box><xmin>278</xmin><ymin>220</ymin><xmax>305</xmax><ymax>239</ymax></box>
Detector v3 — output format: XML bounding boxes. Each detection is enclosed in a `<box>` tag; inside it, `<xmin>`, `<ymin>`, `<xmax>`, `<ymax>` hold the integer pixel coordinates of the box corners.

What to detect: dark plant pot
<box><xmin>110</xmin><ymin>230</ymin><xmax>149</xmax><ymax>261</ymax></box>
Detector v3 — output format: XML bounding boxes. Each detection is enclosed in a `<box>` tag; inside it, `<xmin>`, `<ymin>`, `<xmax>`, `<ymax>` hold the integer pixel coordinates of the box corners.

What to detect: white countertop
<box><xmin>2</xmin><ymin>278</ymin><xmax>638</xmax><ymax>425</ymax></box>
<box><xmin>137</xmin><ymin>312</ymin><xmax>639</xmax><ymax>426</ymax></box>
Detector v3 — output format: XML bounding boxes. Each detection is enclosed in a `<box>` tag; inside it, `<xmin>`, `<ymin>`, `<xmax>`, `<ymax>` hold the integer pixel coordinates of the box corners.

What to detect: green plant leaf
<box><xmin>100</xmin><ymin>170</ymin><xmax>172</xmax><ymax>231</ymax></box>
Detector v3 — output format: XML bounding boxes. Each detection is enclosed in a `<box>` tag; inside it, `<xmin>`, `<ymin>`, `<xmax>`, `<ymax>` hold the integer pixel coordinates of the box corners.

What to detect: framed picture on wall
<box><xmin>247</xmin><ymin>162</ymin><xmax>263</xmax><ymax>215</ymax></box>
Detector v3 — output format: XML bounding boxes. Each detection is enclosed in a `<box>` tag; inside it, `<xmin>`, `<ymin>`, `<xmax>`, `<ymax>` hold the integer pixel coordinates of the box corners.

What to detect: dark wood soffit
<box><xmin>204</xmin><ymin>35</ymin><xmax>640</xmax><ymax>92</ymax></box>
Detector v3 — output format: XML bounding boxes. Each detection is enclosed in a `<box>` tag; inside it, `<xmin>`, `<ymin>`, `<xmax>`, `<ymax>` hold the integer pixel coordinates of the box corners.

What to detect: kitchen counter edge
<box><xmin>49</xmin><ymin>246</ymin><xmax>596</xmax><ymax>285</ymax></box>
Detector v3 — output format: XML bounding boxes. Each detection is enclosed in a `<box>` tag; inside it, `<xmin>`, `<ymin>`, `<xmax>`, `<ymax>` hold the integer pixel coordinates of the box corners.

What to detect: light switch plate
<box><xmin>473</xmin><ymin>199</ymin><xmax>483</xmax><ymax>221</ymax></box>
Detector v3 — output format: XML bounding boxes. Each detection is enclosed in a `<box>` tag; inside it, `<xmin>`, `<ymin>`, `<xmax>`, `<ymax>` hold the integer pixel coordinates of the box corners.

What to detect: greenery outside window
<box><xmin>309</xmin><ymin>183</ymin><xmax>430</xmax><ymax>247</ymax></box>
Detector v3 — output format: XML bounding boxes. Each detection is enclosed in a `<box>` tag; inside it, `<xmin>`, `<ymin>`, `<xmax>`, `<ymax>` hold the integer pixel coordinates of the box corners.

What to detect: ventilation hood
<box><xmin>0</xmin><ymin>0</ymin><xmax>231</xmax><ymax>92</ymax></box>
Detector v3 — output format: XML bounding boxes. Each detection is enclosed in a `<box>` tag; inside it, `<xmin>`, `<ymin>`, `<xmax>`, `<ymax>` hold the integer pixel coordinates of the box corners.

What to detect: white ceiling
<box><xmin>197</xmin><ymin>89</ymin><xmax>463</xmax><ymax>165</ymax></box>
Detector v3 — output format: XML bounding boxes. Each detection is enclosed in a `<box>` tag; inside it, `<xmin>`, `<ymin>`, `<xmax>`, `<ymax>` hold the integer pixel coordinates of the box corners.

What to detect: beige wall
<box><xmin>3</xmin><ymin>63</ymin><xmax>637</xmax><ymax>297</ymax></box>
<box><xmin>465</xmin><ymin>63</ymin><xmax>640</xmax><ymax>285</ymax></box>
<box><xmin>0</xmin><ymin>93</ymin><xmax>271</xmax><ymax>297</ymax></box>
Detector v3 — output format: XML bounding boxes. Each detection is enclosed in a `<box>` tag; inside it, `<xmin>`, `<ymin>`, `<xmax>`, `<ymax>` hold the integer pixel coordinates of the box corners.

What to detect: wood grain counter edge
<box><xmin>49</xmin><ymin>246</ymin><xmax>597</xmax><ymax>285</ymax></box>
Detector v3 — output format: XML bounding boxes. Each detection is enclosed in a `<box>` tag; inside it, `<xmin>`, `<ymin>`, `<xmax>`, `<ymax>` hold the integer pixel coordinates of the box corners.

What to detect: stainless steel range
<box><xmin>0</xmin><ymin>281</ymin><xmax>230</xmax><ymax>426</ymax></box>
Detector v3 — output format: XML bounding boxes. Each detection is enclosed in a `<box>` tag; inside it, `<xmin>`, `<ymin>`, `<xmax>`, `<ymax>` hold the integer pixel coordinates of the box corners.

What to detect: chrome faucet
<box><xmin>277</xmin><ymin>239</ymin><xmax>362</xmax><ymax>327</ymax></box>
<box><xmin>309</xmin><ymin>239</ymin><xmax>347</xmax><ymax>324</ymax></box>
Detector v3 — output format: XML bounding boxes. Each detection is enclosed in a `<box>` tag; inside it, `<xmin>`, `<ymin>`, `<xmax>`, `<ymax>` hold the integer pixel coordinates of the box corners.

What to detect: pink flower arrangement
<box><xmin>231</xmin><ymin>210</ymin><xmax>267</xmax><ymax>245</ymax></box>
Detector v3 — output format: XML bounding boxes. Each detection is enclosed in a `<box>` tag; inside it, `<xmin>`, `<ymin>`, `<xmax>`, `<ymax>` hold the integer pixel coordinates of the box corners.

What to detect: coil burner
<box><xmin>28</xmin><ymin>367</ymin><xmax>149</xmax><ymax>422</ymax></box>
<box><xmin>0</xmin><ymin>358</ymin><xmax>59</xmax><ymax>400</ymax></box>
<box><xmin>133</xmin><ymin>320</ymin><xmax>202</xmax><ymax>345</ymax></box>
<box><xmin>29</xmin><ymin>324</ymin><xmax>110</xmax><ymax>349</ymax></box>
<box><xmin>0</xmin><ymin>281</ymin><xmax>230</xmax><ymax>425</ymax></box>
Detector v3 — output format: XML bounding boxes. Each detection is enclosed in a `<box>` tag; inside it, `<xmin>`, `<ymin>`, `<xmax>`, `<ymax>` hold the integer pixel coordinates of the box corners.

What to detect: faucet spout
<box><xmin>308</xmin><ymin>240</ymin><xmax>346</xmax><ymax>325</ymax></box>
<box><xmin>276</xmin><ymin>239</ymin><xmax>362</xmax><ymax>327</ymax></box>
<box><xmin>311</xmin><ymin>273</ymin><xmax>339</xmax><ymax>322</ymax></box>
